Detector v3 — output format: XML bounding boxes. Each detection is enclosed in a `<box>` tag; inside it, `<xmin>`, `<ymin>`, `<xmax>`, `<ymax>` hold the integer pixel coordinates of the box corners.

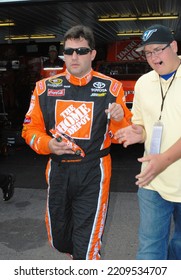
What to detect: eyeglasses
<box><xmin>144</xmin><ymin>43</ymin><xmax>170</xmax><ymax>58</ymax></box>
<box><xmin>63</xmin><ymin>47</ymin><xmax>92</xmax><ymax>55</ymax></box>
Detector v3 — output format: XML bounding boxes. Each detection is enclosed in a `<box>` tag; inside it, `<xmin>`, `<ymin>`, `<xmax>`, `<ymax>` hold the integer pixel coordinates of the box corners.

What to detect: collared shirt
<box><xmin>132</xmin><ymin>58</ymin><xmax>181</xmax><ymax>202</ymax></box>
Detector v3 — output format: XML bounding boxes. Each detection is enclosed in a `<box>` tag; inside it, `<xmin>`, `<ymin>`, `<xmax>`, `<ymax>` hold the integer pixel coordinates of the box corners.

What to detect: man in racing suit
<box><xmin>22</xmin><ymin>25</ymin><xmax>132</xmax><ymax>260</ymax></box>
<box><xmin>40</xmin><ymin>45</ymin><xmax>65</xmax><ymax>79</ymax></box>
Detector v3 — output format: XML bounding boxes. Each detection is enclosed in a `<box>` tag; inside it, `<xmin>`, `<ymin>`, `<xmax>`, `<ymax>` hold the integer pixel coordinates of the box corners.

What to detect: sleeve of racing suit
<box><xmin>109</xmin><ymin>84</ymin><xmax>132</xmax><ymax>144</ymax></box>
<box><xmin>21</xmin><ymin>83</ymin><xmax>52</xmax><ymax>155</ymax></box>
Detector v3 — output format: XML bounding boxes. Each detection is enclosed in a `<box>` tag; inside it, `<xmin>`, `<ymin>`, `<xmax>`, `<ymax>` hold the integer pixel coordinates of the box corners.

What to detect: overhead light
<box><xmin>5</xmin><ymin>34</ymin><xmax>56</xmax><ymax>40</ymax></box>
<box><xmin>98</xmin><ymin>14</ymin><xmax>179</xmax><ymax>22</ymax></box>
<box><xmin>0</xmin><ymin>0</ymin><xmax>29</xmax><ymax>2</ymax></box>
<box><xmin>43</xmin><ymin>67</ymin><xmax>63</xmax><ymax>71</ymax></box>
<box><xmin>29</xmin><ymin>34</ymin><xmax>56</xmax><ymax>39</ymax></box>
<box><xmin>98</xmin><ymin>17</ymin><xmax>137</xmax><ymax>22</ymax></box>
<box><xmin>0</xmin><ymin>67</ymin><xmax>7</xmax><ymax>71</ymax></box>
<box><xmin>117</xmin><ymin>31</ymin><xmax>143</xmax><ymax>36</ymax></box>
<box><xmin>0</xmin><ymin>0</ymin><xmax>32</xmax><ymax>2</ymax></box>
<box><xmin>138</xmin><ymin>15</ymin><xmax>178</xmax><ymax>20</ymax></box>
<box><xmin>117</xmin><ymin>29</ymin><xmax>174</xmax><ymax>36</ymax></box>
<box><xmin>0</xmin><ymin>20</ymin><xmax>15</xmax><ymax>27</ymax></box>
<box><xmin>5</xmin><ymin>35</ymin><xmax>29</xmax><ymax>40</ymax></box>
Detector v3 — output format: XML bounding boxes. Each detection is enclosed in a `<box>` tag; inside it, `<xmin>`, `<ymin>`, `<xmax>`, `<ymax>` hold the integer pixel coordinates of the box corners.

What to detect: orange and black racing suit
<box><xmin>22</xmin><ymin>69</ymin><xmax>132</xmax><ymax>259</ymax></box>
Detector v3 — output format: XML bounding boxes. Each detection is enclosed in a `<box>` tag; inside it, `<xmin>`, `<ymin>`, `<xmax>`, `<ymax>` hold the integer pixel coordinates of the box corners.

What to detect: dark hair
<box><xmin>63</xmin><ymin>25</ymin><xmax>95</xmax><ymax>50</ymax></box>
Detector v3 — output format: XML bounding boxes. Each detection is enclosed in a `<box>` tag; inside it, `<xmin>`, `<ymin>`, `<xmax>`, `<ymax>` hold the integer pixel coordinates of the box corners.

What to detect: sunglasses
<box><xmin>63</xmin><ymin>47</ymin><xmax>92</xmax><ymax>55</ymax></box>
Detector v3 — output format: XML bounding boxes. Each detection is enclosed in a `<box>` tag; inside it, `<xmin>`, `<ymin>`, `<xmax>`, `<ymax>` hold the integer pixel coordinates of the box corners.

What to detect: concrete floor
<box><xmin>0</xmin><ymin>189</ymin><xmax>139</xmax><ymax>260</ymax></box>
<box><xmin>0</xmin><ymin>142</ymin><xmax>143</xmax><ymax>260</ymax></box>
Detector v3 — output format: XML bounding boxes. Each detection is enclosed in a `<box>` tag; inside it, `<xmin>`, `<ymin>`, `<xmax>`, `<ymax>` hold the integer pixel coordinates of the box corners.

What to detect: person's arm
<box><xmin>135</xmin><ymin>137</ymin><xmax>181</xmax><ymax>187</ymax></box>
<box><xmin>22</xmin><ymin>81</ymin><xmax>73</xmax><ymax>156</ymax></box>
<box><xmin>114</xmin><ymin>123</ymin><xmax>146</xmax><ymax>147</ymax></box>
<box><xmin>163</xmin><ymin>137</ymin><xmax>181</xmax><ymax>163</ymax></box>
<box><xmin>105</xmin><ymin>102</ymin><xmax>124</xmax><ymax>122</ymax></box>
<box><xmin>22</xmin><ymin>84</ymin><xmax>52</xmax><ymax>154</ymax></box>
<box><xmin>105</xmin><ymin>82</ymin><xmax>132</xmax><ymax>144</ymax></box>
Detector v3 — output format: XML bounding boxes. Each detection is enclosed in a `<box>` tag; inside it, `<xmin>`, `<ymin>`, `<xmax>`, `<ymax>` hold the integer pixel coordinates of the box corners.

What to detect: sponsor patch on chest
<box><xmin>55</xmin><ymin>100</ymin><xmax>93</xmax><ymax>139</ymax></box>
<box><xmin>48</xmin><ymin>88</ymin><xmax>65</xmax><ymax>96</ymax></box>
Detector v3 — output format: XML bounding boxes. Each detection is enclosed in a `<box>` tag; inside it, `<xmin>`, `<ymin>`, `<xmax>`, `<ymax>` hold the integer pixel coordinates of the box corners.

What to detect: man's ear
<box><xmin>91</xmin><ymin>49</ymin><xmax>97</xmax><ymax>61</ymax></box>
<box><xmin>170</xmin><ymin>40</ymin><xmax>178</xmax><ymax>53</ymax></box>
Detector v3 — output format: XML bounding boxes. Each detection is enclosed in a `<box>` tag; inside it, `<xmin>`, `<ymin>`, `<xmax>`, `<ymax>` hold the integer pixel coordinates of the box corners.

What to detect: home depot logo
<box><xmin>114</xmin><ymin>40</ymin><xmax>146</xmax><ymax>61</ymax></box>
<box><xmin>117</xmin><ymin>40</ymin><xmax>140</xmax><ymax>60</ymax></box>
<box><xmin>55</xmin><ymin>100</ymin><xmax>93</xmax><ymax>139</ymax></box>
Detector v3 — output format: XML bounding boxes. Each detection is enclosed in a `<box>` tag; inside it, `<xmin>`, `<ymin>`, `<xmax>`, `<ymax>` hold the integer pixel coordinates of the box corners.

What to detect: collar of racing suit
<box><xmin>65</xmin><ymin>69</ymin><xmax>93</xmax><ymax>86</ymax></box>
